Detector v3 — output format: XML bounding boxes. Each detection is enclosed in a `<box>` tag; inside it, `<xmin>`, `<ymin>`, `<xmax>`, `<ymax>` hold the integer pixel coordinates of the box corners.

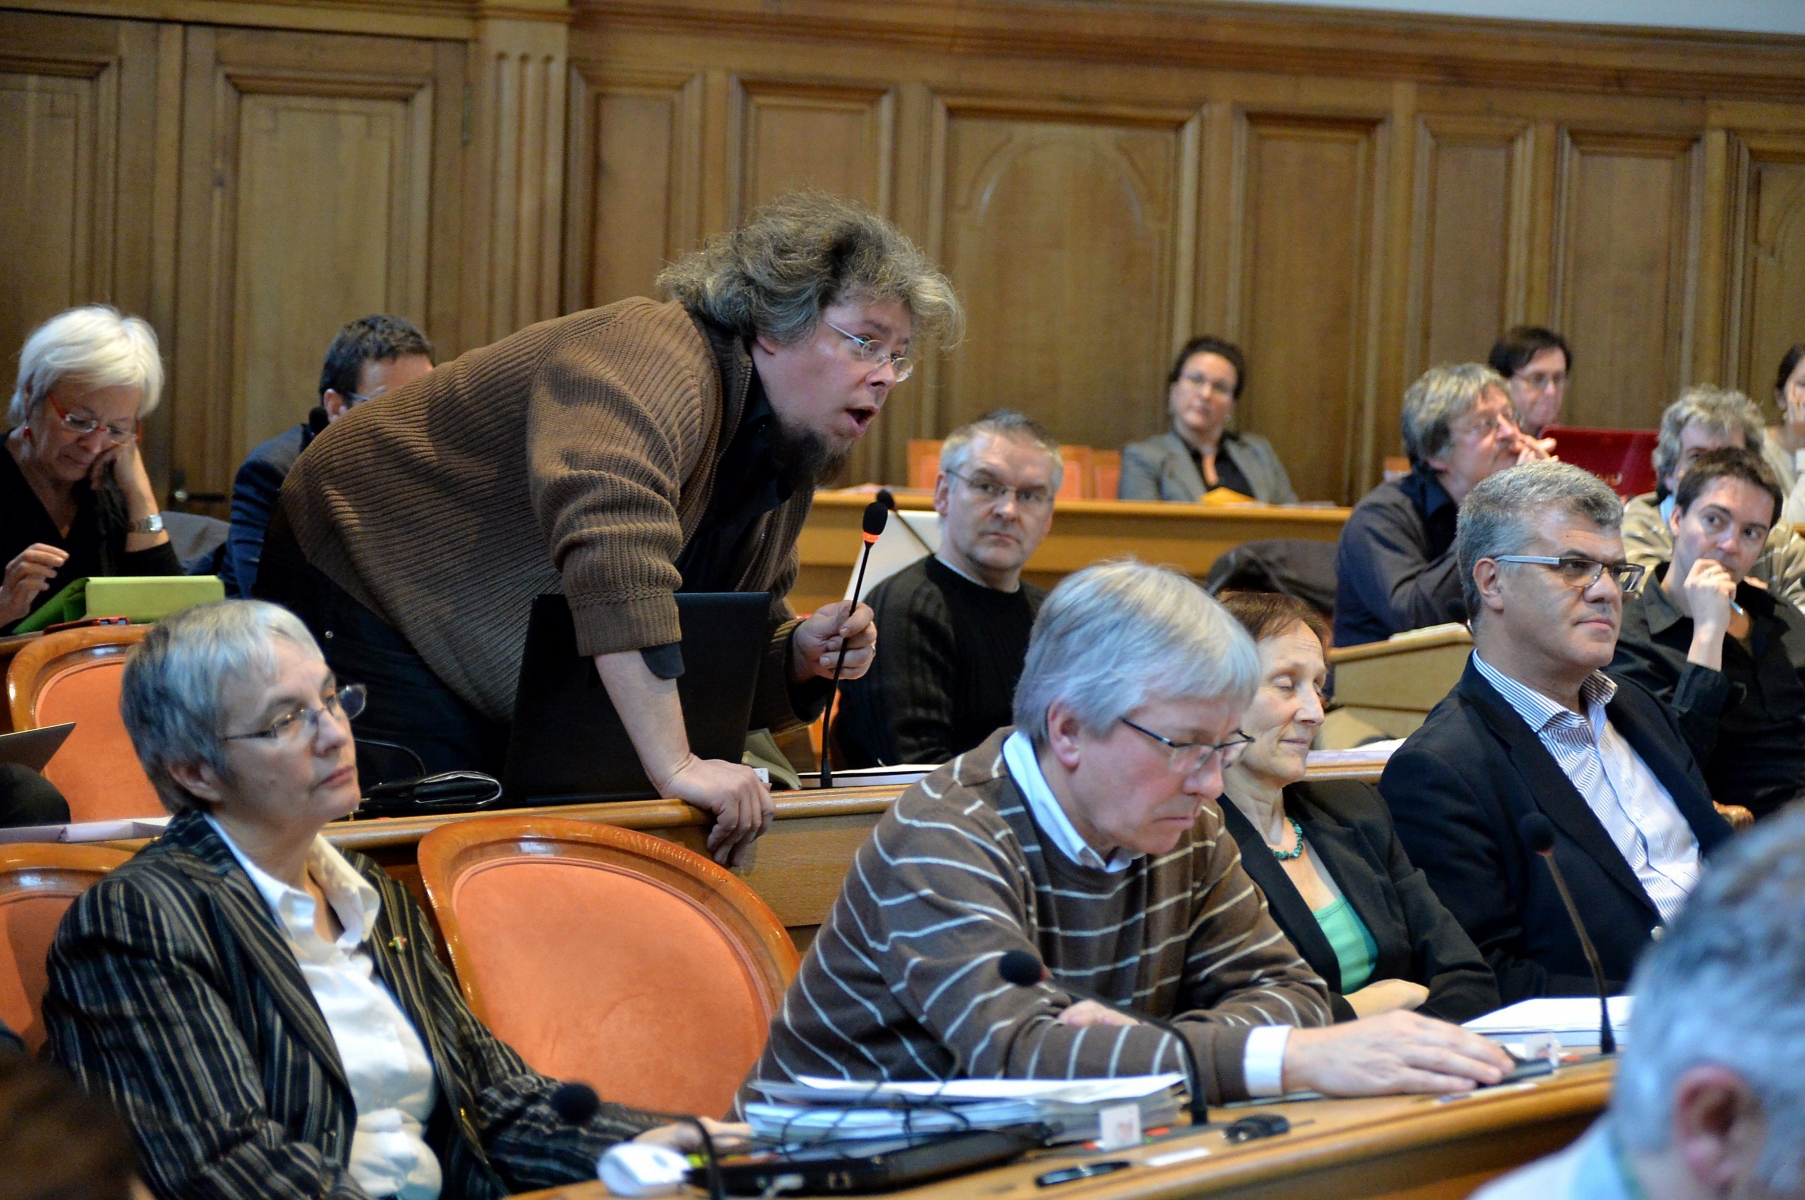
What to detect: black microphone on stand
<box><xmin>1518</xmin><ymin>812</ymin><xmax>1617</xmax><ymax>1054</ymax></box>
<box><xmin>820</xmin><ymin>500</ymin><xmax>888</xmax><ymax>790</ymax></box>
<box><xmin>876</xmin><ymin>488</ymin><xmax>937</xmax><ymax>555</ymax></box>
<box><xmin>997</xmin><ymin>949</ymin><xmax>1209</xmax><ymax>1127</ymax></box>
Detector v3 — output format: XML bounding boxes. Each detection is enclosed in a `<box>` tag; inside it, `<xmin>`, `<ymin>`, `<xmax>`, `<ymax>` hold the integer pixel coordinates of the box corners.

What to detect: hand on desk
<box><xmin>1343</xmin><ymin>978</ymin><xmax>1429</xmax><ymax>1018</ymax></box>
<box><xmin>2</xmin><ymin>542</ymin><xmax>68</xmax><ymax>624</ymax></box>
<box><xmin>1056</xmin><ymin>1000</ymin><xmax>1140</xmax><ymax>1029</ymax></box>
<box><xmin>662</xmin><ymin>754</ymin><xmax>774</xmax><ymax>868</ymax></box>
<box><xmin>792</xmin><ymin>600</ymin><xmax>877</xmax><ymax>682</ymax></box>
<box><xmin>634</xmin><ymin>1117</ymin><xmax>751</xmax><ymax>1153</ymax></box>
<box><xmin>1282</xmin><ymin>1010</ymin><xmax>1511</xmax><ymax>1096</ymax></box>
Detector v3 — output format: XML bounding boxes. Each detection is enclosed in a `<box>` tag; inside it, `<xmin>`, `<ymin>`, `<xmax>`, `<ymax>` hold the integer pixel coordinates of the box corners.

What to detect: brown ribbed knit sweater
<box><xmin>746</xmin><ymin>728</ymin><xmax>1332</xmax><ymax>1102</ymax></box>
<box><xmin>279</xmin><ymin>299</ymin><xmax>812</xmax><ymax>723</ymax></box>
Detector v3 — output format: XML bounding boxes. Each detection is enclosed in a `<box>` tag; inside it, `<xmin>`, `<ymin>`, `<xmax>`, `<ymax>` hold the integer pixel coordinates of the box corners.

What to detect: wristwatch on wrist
<box><xmin>130</xmin><ymin>513</ymin><xmax>165</xmax><ymax>535</ymax></box>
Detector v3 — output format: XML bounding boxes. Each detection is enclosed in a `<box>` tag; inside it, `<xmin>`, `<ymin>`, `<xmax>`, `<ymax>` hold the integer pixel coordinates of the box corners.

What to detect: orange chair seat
<box><xmin>0</xmin><ymin>845</ymin><xmax>132</xmax><ymax>1053</ymax></box>
<box><xmin>450</xmin><ymin>857</ymin><xmax>770</xmax><ymax>1115</ymax></box>
<box><xmin>32</xmin><ymin>658</ymin><xmax>163</xmax><ymax>822</ymax></box>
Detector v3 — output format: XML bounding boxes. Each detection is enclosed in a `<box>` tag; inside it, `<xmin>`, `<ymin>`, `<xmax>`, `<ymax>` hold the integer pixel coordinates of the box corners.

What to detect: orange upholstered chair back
<box><xmin>0</xmin><ymin>844</ymin><xmax>132</xmax><ymax>1053</ymax></box>
<box><xmin>417</xmin><ymin>816</ymin><xmax>800</xmax><ymax>1119</ymax></box>
<box><xmin>7</xmin><ymin>626</ymin><xmax>163</xmax><ymax>823</ymax></box>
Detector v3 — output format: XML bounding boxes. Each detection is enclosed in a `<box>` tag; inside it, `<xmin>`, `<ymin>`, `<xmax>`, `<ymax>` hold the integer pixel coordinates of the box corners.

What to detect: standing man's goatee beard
<box><xmin>775</xmin><ymin>422</ymin><xmax>855</xmax><ymax>486</ymax></box>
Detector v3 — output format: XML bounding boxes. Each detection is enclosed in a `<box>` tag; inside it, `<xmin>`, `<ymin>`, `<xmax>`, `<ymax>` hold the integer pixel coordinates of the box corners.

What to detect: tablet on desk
<box><xmin>0</xmin><ymin>722</ymin><xmax>75</xmax><ymax>773</ymax></box>
<box><xmin>501</xmin><ymin>592</ymin><xmax>769</xmax><ymax>804</ymax></box>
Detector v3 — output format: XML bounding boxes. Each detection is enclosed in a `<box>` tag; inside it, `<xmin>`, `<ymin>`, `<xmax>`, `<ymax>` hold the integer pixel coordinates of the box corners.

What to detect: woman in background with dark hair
<box><xmin>1119</xmin><ymin>336</ymin><xmax>1298</xmax><ymax>504</ymax></box>
<box><xmin>1215</xmin><ymin>590</ymin><xmax>1499</xmax><ymax>1024</ymax></box>
<box><xmin>1761</xmin><ymin>343</ymin><xmax>1805</xmax><ymax>525</ymax></box>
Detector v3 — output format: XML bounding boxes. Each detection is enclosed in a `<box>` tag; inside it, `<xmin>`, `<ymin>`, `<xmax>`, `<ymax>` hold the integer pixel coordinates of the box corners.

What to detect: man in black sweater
<box><xmin>835</xmin><ymin>411</ymin><xmax>1059</xmax><ymax>766</ymax></box>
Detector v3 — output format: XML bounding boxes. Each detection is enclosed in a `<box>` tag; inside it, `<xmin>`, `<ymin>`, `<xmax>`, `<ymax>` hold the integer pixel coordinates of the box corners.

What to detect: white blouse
<box><xmin>209</xmin><ymin>818</ymin><xmax>443</xmax><ymax>1199</ymax></box>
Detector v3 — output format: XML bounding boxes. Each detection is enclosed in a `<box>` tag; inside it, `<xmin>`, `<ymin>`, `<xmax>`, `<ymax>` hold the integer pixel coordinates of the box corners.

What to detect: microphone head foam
<box><xmin>862</xmin><ymin>500</ymin><xmax>890</xmax><ymax>538</ymax></box>
<box><xmin>997</xmin><ymin>949</ymin><xmax>1046</xmax><ymax>987</ymax></box>
<box><xmin>875</xmin><ymin>488</ymin><xmax>898</xmax><ymax>510</ymax></box>
<box><xmin>550</xmin><ymin>1081</ymin><xmax>603</xmax><ymax>1125</ymax></box>
<box><xmin>1518</xmin><ymin>812</ymin><xmax>1557</xmax><ymax>855</ymax></box>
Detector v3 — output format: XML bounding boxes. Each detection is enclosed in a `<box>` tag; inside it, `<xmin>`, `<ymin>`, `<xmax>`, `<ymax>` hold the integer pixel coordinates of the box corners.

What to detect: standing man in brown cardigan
<box><xmin>263</xmin><ymin>194</ymin><xmax>963</xmax><ymax>864</ymax></box>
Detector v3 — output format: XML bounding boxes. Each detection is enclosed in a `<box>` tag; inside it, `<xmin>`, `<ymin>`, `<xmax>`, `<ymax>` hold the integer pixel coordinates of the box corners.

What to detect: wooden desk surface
<box><xmin>516</xmin><ymin>1059</ymin><xmax>1612</xmax><ymax>1200</ymax></box>
<box><xmin>793</xmin><ymin>492</ymin><xmax>1351</xmax><ymax>615</ymax></box>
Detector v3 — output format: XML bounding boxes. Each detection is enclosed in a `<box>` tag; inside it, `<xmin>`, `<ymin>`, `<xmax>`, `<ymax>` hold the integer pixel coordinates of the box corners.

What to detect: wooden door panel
<box><xmin>1733</xmin><ymin>137</ymin><xmax>1805</xmax><ymax>404</ymax></box>
<box><xmin>173</xmin><ymin>25</ymin><xmax>457</xmax><ymax>500</ymax></box>
<box><xmin>1554</xmin><ymin>131</ymin><xmax>1701</xmax><ymax>430</ymax></box>
<box><xmin>565</xmin><ymin>68</ymin><xmax>702</xmax><ymax>312</ymax></box>
<box><xmin>733</xmin><ymin>79</ymin><xmax>894</xmax><ymax>219</ymax></box>
<box><xmin>938</xmin><ymin>109</ymin><xmax>1185</xmax><ymax>455</ymax></box>
<box><xmin>1409</xmin><ymin>117</ymin><xmax>1533</xmax><ymax>378</ymax></box>
<box><xmin>1233</xmin><ymin>113</ymin><xmax>1385</xmax><ymax>503</ymax></box>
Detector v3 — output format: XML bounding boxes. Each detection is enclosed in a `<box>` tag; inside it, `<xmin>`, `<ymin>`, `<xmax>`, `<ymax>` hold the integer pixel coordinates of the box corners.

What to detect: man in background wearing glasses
<box><xmin>1382</xmin><ymin>461</ymin><xmax>1732</xmax><ymax>1005</ymax></box>
<box><xmin>834</xmin><ymin>410</ymin><xmax>1060</xmax><ymax>767</ymax></box>
<box><xmin>1612</xmin><ymin>449</ymin><xmax>1805</xmax><ymax>821</ymax></box>
<box><xmin>265</xmin><ymin>194</ymin><xmax>961</xmax><ymax>866</ymax></box>
<box><xmin>749</xmin><ymin>560</ymin><xmax>1514</xmax><ymax>1103</ymax></box>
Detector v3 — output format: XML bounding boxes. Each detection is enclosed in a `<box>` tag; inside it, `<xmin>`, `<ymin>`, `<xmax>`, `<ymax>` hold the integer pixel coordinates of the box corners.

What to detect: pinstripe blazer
<box><xmin>44</xmin><ymin>811</ymin><xmax>659</xmax><ymax>1200</ymax></box>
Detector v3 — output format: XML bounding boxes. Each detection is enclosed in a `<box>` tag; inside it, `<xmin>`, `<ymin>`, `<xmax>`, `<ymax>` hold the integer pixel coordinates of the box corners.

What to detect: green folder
<box><xmin>13</xmin><ymin>576</ymin><xmax>226</xmax><ymax>634</ymax></box>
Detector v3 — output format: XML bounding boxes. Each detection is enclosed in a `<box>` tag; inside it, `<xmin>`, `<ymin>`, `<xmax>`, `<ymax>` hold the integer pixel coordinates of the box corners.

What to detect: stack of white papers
<box><xmin>1464</xmin><ymin>997</ymin><xmax>1634</xmax><ymax>1048</ymax></box>
<box><xmin>744</xmin><ymin>1074</ymin><xmax>1186</xmax><ymax>1144</ymax></box>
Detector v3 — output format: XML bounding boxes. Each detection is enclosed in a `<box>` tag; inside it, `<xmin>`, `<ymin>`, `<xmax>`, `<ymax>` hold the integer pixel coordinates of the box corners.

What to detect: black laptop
<box><xmin>501</xmin><ymin>592</ymin><xmax>770</xmax><ymax>804</ymax></box>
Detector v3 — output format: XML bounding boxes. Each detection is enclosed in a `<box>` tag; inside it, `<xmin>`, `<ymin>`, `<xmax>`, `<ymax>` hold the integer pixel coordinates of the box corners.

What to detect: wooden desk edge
<box><xmin>1328</xmin><ymin>630</ymin><xmax>1473</xmax><ymax>664</ymax></box>
<box><xmin>97</xmin><ymin>786</ymin><xmax>905</xmax><ymax>854</ymax></box>
<box><xmin>815</xmin><ymin>491</ymin><xmax>1353</xmax><ymax>523</ymax></box>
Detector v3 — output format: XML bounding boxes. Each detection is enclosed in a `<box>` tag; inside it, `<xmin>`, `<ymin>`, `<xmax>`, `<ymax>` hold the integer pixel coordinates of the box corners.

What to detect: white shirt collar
<box><xmin>1470</xmin><ymin>650</ymin><xmax>1617</xmax><ymax>735</ymax></box>
<box><xmin>1002</xmin><ymin>730</ymin><xmax>1138</xmax><ymax>873</ymax></box>
<box><xmin>206</xmin><ymin>815</ymin><xmax>382</xmax><ymax>950</ymax></box>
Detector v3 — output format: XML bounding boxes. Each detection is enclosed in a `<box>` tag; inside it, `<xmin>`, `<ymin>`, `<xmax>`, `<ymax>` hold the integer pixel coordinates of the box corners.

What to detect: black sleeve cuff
<box><xmin>640</xmin><ymin>642</ymin><xmax>684</xmax><ymax>680</ymax></box>
<box><xmin>1328</xmin><ymin>993</ymin><xmax>1357</xmax><ymax>1023</ymax></box>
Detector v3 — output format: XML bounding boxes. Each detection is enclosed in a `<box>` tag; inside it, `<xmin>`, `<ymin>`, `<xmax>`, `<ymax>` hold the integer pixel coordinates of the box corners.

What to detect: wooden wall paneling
<box><xmin>1230</xmin><ymin>109</ymin><xmax>1388</xmax><ymax>504</ymax></box>
<box><xmin>465</xmin><ymin>12</ymin><xmax>569</xmax><ymax>347</ymax></box>
<box><xmin>1404</xmin><ymin>116</ymin><xmax>1534</xmax><ymax>381</ymax></box>
<box><xmin>562</xmin><ymin>65</ymin><xmax>702</xmax><ymax>313</ymax></box>
<box><xmin>0</xmin><ymin>10</ymin><xmax>174</xmax><ymax>487</ymax></box>
<box><xmin>935</xmin><ymin>99</ymin><xmax>1193</xmax><ymax>463</ymax></box>
<box><xmin>171</xmin><ymin>26</ymin><xmax>449</xmax><ymax>502</ymax></box>
<box><xmin>1552</xmin><ymin>129</ymin><xmax>1704</xmax><ymax>431</ymax></box>
<box><xmin>1727</xmin><ymin>133</ymin><xmax>1805</xmax><ymax>409</ymax></box>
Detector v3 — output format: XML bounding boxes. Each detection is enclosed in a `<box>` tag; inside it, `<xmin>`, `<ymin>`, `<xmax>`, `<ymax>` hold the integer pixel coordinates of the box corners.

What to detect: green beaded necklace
<box><xmin>1270</xmin><ymin>817</ymin><xmax>1306</xmax><ymax>861</ymax></box>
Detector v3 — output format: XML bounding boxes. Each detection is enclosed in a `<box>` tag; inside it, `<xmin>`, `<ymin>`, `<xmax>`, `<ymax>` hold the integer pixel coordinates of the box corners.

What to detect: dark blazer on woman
<box><xmin>45</xmin><ymin>811</ymin><xmax>658</xmax><ymax>1200</ymax></box>
<box><xmin>1220</xmin><ymin>779</ymin><xmax>1499</xmax><ymax>1023</ymax></box>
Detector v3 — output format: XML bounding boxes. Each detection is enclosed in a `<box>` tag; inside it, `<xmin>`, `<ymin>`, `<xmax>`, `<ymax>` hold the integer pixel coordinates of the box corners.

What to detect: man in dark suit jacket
<box><xmin>1382</xmin><ymin>461</ymin><xmax>1732</xmax><ymax>1004</ymax></box>
<box><xmin>223</xmin><ymin>315</ymin><xmax>433</xmax><ymax>596</ymax></box>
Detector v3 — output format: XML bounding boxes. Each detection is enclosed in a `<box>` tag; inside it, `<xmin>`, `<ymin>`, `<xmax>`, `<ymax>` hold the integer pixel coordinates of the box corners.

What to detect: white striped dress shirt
<box><xmin>1470</xmin><ymin>654</ymin><xmax>1702</xmax><ymax>923</ymax></box>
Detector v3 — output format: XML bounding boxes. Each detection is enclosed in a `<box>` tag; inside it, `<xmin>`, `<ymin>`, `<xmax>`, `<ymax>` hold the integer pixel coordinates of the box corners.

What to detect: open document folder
<box><xmin>743</xmin><ymin>1074</ymin><xmax>1186</xmax><ymax>1144</ymax></box>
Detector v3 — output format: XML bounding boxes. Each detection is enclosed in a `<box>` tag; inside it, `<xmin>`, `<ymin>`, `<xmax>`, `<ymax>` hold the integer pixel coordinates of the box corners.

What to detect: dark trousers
<box><xmin>255</xmin><ymin>524</ymin><xmax>510</xmax><ymax>780</ymax></box>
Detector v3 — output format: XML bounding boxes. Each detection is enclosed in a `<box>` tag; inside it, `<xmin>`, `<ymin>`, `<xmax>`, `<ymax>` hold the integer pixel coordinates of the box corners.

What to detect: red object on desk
<box><xmin>1544</xmin><ymin>426</ymin><xmax>1658</xmax><ymax>497</ymax></box>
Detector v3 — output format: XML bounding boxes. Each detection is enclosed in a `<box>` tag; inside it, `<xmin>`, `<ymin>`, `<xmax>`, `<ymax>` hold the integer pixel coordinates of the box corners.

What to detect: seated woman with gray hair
<box><xmin>747</xmin><ymin>559</ymin><xmax>1510</xmax><ymax>1106</ymax></box>
<box><xmin>2</xmin><ymin>305</ymin><xmax>179</xmax><ymax>632</ymax></box>
<box><xmin>44</xmin><ymin>600</ymin><xmax>735</xmax><ymax>1200</ymax></box>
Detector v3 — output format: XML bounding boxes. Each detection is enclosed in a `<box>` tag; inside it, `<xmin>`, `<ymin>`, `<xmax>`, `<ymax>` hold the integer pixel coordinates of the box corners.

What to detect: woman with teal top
<box><xmin>1216</xmin><ymin>591</ymin><xmax>1500</xmax><ymax>1023</ymax></box>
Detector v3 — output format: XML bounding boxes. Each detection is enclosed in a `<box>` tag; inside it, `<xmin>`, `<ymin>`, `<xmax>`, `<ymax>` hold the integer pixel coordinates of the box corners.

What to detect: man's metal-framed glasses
<box><xmin>945</xmin><ymin>469</ymin><xmax>1055</xmax><ymax>512</ymax></box>
<box><xmin>46</xmin><ymin>395</ymin><xmax>137</xmax><ymax>445</ymax></box>
<box><xmin>223</xmin><ymin>684</ymin><xmax>367</xmax><ymax>744</ymax></box>
<box><xmin>825</xmin><ymin>321</ymin><xmax>914</xmax><ymax>382</ymax></box>
<box><xmin>1120</xmin><ymin>718</ymin><xmax>1255</xmax><ymax>774</ymax></box>
<box><xmin>1491</xmin><ymin>555</ymin><xmax>1646</xmax><ymax>593</ymax></box>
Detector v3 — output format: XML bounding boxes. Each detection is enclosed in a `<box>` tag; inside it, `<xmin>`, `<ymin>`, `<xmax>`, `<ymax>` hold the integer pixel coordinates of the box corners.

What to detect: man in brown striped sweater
<box><xmin>267</xmin><ymin>195</ymin><xmax>961</xmax><ymax>864</ymax></box>
<box><xmin>749</xmin><ymin>561</ymin><xmax>1513</xmax><ymax>1103</ymax></box>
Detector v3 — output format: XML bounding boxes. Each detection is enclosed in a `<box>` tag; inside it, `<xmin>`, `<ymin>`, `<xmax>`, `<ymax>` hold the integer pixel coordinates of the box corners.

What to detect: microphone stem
<box><xmin>1539</xmin><ymin>850</ymin><xmax>1617</xmax><ymax>1054</ymax></box>
<box><xmin>821</xmin><ymin>541</ymin><xmax>877</xmax><ymax>790</ymax></box>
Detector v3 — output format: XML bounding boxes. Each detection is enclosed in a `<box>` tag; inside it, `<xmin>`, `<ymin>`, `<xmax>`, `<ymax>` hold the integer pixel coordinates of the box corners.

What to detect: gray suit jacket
<box><xmin>1118</xmin><ymin>429</ymin><xmax>1298</xmax><ymax>504</ymax></box>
